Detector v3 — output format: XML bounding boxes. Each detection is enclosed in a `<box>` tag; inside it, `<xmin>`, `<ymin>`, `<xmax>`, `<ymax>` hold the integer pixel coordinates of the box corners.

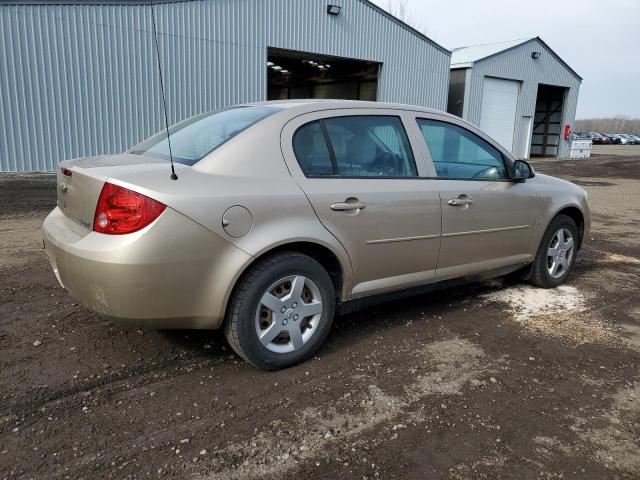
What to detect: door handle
<box><xmin>448</xmin><ymin>195</ymin><xmax>473</xmax><ymax>206</ymax></box>
<box><xmin>331</xmin><ymin>200</ymin><xmax>367</xmax><ymax>211</ymax></box>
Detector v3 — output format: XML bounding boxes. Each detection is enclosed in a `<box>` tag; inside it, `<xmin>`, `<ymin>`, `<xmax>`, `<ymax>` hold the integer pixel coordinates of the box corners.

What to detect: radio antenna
<box><xmin>149</xmin><ymin>0</ymin><xmax>178</xmax><ymax>180</ymax></box>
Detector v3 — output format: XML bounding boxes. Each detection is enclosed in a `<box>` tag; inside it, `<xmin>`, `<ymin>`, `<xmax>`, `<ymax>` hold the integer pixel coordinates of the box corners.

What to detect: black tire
<box><xmin>224</xmin><ymin>252</ymin><xmax>336</xmax><ymax>370</ymax></box>
<box><xmin>529</xmin><ymin>215</ymin><xmax>579</xmax><ymax>288</ymax></box>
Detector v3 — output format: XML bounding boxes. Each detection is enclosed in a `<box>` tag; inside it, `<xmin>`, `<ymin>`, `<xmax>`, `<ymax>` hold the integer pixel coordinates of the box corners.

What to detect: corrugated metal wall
<box><xmin>459</xmin><ymin>39</ymin><xmax>581</xmax><ymax>158</ymax></box>
<box><xmin>0</xmin><ymin>0</ymin><xmax>450</xmax><ymax>171</ymax></box>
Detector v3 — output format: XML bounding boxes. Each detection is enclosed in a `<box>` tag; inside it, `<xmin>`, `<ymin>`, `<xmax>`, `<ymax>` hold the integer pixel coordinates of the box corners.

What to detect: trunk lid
<box><xmin>56</xmin><ymin>154</ymin><xmax>167</xmax><ymax>232</ymax></box>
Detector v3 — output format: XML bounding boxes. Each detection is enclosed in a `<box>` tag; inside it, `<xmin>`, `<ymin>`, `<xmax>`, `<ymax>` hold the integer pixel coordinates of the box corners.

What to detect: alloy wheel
<box><xmin>547</xmin><ymin>227</ymin><xmax>575</xmax><ymax>279</ymax></box>
<box><xmin>254</xmin><ymin>275</ymin><xmax>323</xmax><ymax>353</ymax></box>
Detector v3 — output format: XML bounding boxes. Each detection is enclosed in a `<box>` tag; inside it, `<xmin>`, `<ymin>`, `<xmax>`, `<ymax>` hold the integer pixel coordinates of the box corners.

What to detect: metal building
<box><xmin>447</xmin><ymin>37</ymin><xmax>581</xmax><ymax>159</ymax></box>
<box><xmin>0</xmin><ymin>0</ymin><xmax>450</xmax><ymax>172</ymax></box>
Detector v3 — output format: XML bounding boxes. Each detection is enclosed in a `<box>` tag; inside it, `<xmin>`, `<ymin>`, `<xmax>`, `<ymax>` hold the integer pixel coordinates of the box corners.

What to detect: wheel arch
<box><xmin>553</xmin><ymin>205</ymin><xmax>585</xmax><ymax>248</ymax></box>
<box><xmin>222</xmin><ymin>240</ymin><xmax>351</xmax><ymax>326</ymax></box>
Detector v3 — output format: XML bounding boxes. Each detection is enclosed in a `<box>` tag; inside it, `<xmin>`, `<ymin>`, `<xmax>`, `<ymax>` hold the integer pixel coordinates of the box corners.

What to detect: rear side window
<box><xmin>130</xmin><ymin>106</ymin><xmax>280</xmax><ymax>166</ymax></box>
<box><xmin>417</xmin><ymin>118</ymin><xmax>508</xmax><ymax>180</ymax></box>
<box><xmin>292</xmin><ymin>122</ymin><xmax>334</xmax><ymax>176</ymax></box>
<box><xmin>293</xmin><ymin>116</ymin><xmax>418</xmax><ymax>178</ymax></box>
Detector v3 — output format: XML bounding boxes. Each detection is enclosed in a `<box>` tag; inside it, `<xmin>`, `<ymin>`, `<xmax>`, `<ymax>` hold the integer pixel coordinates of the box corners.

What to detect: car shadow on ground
<box><xmin>159</xmin><ymin>328</ymin><xmax>229</xmax><ymax>356</ymax></box>
<box><xmin>156</xmin><ymin>251</ymin><xmax>606</xmax><ymax>369</ymax></box>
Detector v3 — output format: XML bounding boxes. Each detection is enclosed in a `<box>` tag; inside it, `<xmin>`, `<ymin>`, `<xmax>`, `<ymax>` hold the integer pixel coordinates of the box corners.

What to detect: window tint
<box><xmin>417</xmin><ymin>119</ymin><xmax>509</xmax><ymax>180</ymax></box>
<box><xmin>292</xmin><ymin>122</ymin><xmax>334</xmax><ymax>176</ymax></box>
<box><xmin>324</xmin><ymin>116</ymin><xmax>417</xmax><ymax>177</ymax></box>
<box><xmin>130</xmin><ymin>106</ymin><xmax>280</xmax><ymax>165</ymax></box>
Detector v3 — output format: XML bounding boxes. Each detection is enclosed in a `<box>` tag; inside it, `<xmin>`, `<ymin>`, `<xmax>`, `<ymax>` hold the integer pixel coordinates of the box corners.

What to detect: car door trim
<box><xmin>441</xmin><ymin>224</ymin><xmax>530</xmax><ymax>238</ymax></box>
<box><xmin>368</xmin><ymin>225</ymin><xmax>530</xmax><ymax>244</ymax></box>
<box><xmin>366</xmin><ymin>233</ymin><xmax>440</xmax><ymax>245</ymax></box>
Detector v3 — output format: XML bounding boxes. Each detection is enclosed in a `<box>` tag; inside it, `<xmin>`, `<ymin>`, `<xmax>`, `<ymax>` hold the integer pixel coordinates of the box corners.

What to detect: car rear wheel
<box><xmin>224</xmin><ymin>252</ymin><xmax>336</xmax><ymax>370</ymax></box>
<box><xmin>529</xmin><ymin>215</ymin><xmax>578</xmax><ymax>288</ymax></box>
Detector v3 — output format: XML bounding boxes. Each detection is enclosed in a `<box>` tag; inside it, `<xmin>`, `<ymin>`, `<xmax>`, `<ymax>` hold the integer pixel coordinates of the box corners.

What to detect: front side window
<box><xmin>417</xmin><ymin>118</ymin><xmax>509</xmax><ymax>180</ymax></box>
<box><xmin>130</xmin><ymin>106</ymin><xmax>280</xmax><ymax>165</ymax></box>
<box><xmin>293</xmin><ymin>116</ymin><xmax>418</xmax><ymax>178</ymax></box>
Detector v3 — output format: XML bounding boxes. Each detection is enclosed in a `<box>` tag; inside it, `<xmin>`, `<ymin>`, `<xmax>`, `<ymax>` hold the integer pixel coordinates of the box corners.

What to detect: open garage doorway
<box><xmin>530</xmin><ymin>84</ymin><xmax>567</xmax><ymax>157</ymax></box>
<box><xmin>267</xmin><ymin>48</ymin><xmax>379</xmax><ymax>101</ymax></box>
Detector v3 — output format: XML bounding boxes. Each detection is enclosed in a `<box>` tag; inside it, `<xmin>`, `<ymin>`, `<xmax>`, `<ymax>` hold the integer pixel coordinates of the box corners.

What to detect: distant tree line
<box><xmin>575</xmin><ymin>116</ymin><xmax>640</xmax><ymax>134</ymax></box>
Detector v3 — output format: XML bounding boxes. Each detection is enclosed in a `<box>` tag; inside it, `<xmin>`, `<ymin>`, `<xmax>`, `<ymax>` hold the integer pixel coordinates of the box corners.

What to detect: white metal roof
<box><xmin>450</xmin><ymin>36</ymin><xmax>582</xmax><ymax>80</ymax></box>
<box><xmin>450</xmin><ymin>38</ymin><xmax>534</xmax><ymax>67</ymax></box>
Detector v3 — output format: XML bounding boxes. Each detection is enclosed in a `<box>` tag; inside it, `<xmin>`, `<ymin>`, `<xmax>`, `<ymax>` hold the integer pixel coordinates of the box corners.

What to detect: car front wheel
<box><xmin>529</xmin><ymin>214</ymin><xmax>579</xmax><ymax>288</ymax></box>
<box><xmin>224</xmin><ymin>252</ymin><xmax>336</xmax><ymax>370</ymax></box>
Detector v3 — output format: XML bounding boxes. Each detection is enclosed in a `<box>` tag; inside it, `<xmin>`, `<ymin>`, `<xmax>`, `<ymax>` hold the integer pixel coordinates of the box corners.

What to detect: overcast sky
<box><xmin>371</xmin><ymin>0</ymin><xmax>640</xmax><ymax>119</ymax></box>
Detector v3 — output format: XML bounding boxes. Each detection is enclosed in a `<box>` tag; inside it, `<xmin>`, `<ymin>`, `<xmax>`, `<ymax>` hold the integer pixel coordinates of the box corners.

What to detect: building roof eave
<box><xmin>451</xmin><ymin>37</ymin><xmax>582</xmax><ymax>81</ymax></box>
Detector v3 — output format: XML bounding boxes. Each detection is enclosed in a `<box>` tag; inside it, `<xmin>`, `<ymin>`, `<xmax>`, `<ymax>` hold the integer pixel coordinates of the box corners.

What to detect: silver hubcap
<box><xmin>547</xmin><ymin>227</ymin><xmax>574</xmax><ymax>279</ymax></box>
<box><xmin>255</xmin><ymin>275</ymin><xmax>323</xmax><ymax>353</ymax></box>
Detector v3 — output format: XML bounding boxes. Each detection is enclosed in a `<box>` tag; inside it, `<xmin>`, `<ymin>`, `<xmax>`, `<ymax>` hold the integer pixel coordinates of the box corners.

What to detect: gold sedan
<box><xmin>43</xmin><ymin>100</ymin><xmax>590</xmax><ymax>370</ymax></box>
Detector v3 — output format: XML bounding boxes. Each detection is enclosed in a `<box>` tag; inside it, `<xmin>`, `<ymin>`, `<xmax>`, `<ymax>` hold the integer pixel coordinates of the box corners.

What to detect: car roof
<box><xmin>242</xmin><ymin>99</ymin><xmax>456</xmax><ymax>119</ymax></box>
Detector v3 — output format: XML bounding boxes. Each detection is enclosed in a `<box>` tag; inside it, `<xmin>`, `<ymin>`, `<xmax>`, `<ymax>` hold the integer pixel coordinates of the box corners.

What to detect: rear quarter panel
<box><xmin>104</xmin><ymin>118</ymin><xmax>354</xmax><ymax>304</ymax></box>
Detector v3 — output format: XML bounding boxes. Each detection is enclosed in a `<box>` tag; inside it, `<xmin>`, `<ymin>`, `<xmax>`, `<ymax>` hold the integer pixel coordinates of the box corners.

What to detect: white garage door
<box><xmin>479</xmin><ymin>77</ymin><xmax>519</xmax><ymax>153</ymax></box>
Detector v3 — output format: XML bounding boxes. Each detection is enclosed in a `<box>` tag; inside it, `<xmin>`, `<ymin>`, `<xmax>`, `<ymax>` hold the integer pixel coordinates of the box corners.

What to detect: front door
<box><xmin>281</xmin><ymin>111</ymin><xmax>442</xmax><ymax>298</ymax></box>
<box><xmin>416</xmin><ymin>116</ymin><xmax>539</xmax><ymax>279</ymax></box>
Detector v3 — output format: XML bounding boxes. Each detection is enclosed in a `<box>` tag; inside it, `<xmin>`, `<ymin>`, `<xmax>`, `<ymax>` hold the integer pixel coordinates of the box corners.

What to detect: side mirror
<box><xmin>513</xmin><ymin>160</ymin><xmax>535</xmax><ymax>182</ymax></box>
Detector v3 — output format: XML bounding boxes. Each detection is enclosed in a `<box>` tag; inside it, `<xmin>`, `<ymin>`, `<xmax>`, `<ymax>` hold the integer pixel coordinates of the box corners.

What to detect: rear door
<box><xmin>414</xmin><ymin>115</ymin><xmax>539</xmax><ymax>280</ymax></box>
<box><xmin>281</xmin><ymin>109</ymin><xmax>442</xmax><ymax>299</ymax></box>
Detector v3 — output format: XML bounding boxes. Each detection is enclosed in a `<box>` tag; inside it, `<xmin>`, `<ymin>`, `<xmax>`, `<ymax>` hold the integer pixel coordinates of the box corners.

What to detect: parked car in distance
<box><xmin>629</xmin><ymin>134</ymin><xmax>640</xmax><ymax>144</ymax></box>
<box><xmin>43</xmin><ymin>100</ymin><xmax>591</xmax><ymax>370</ymax></box>
<box><xmin>606</xmin><ymin>134</ymin><xmax>625</xmax><ymax>144</ymax></box>
<box><xmin>620</xmin><ymin>134</ymin><xmax>639</xmax><ymax>145</ymax></box>
<box><xmin>588</xmin><ymin>132</ymin><xmax>607</xmax><ymax>144</ymax></box>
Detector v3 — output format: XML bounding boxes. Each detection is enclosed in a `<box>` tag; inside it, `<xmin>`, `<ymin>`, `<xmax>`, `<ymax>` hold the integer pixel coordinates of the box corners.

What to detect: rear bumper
<box><xmin>43</xmin><ymin>207</ymin><xmax>252</xmax><ymax>329</ymax></box>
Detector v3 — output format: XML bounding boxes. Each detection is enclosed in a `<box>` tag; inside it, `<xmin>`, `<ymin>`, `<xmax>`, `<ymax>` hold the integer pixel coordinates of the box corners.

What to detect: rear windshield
<box><xmin>129</xmin><ymin>106</ymin><xmax>280</xmax><ymax>165</ymax></box>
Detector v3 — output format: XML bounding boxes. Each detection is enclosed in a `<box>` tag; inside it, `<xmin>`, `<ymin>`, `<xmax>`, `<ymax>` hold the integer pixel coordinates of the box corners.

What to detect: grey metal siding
<box><xmin>0</xmin><ymin>0</ymin><xmax>450</xmax><ymax>171</ymax></box>
<box><xmin>460</xmin><ymin>39</ymin><xmax>580</xmax><ymax>158</ymax></box>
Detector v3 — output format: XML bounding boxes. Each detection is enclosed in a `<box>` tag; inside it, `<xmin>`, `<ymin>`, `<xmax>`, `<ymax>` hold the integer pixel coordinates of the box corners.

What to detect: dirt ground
<box><xmin>1</xmin><ymin>149</ymin><xmax>640</xmax><ymax>479</ymax></box>
<box><xmin>592</xmin><ymin>144</ymin><xmax>640</xmax><ymax>157</ymax></box>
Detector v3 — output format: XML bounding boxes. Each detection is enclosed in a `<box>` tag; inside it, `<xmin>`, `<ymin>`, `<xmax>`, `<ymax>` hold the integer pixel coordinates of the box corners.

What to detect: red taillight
<box><xmin>93</xmin><ymin>182</ymin><xmax>166</xmax><ymax>235</ymax></box>
<box><xmin>61</xmin><ymin>167</ymin><xmax>72</xmax><ymax>177</ymax></box>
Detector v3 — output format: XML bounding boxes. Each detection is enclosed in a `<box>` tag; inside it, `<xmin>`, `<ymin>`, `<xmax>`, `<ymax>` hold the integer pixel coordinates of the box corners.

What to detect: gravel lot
<box><xmin>1</xmin><ymin>150</ymin><xmax>640</xmax><ymax>479</ymax></box>
<box><xmin>592</xmin><ymin>144</ymin><xmax>640</xmax><ymax>157</ymax></box>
